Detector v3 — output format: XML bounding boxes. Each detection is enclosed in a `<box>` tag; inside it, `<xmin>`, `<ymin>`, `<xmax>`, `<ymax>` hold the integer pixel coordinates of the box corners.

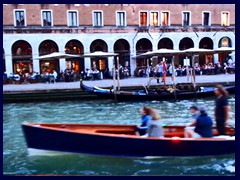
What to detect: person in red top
<box><xmin>162</xmin><ymin>60</ymin><xmax>167</xmax><ymax>86</ymax></box>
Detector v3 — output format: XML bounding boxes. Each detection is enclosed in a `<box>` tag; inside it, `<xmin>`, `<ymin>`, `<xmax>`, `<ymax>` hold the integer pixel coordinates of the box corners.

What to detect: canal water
<box><xmin>3</xmin><ymin>96</ymin><xmax>235</xmax><ymax>175</ymax></box>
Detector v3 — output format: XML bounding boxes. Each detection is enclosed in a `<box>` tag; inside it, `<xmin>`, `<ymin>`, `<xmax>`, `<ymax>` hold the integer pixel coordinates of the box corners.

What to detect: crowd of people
<box><xmin>3</xmin><ymin>58</ymin><xmax>235</xmax><ymax>84</ymax></box>
<box><xmin>135</xmin><ymin>85</ymin><xmax>230</xmax><ymax>138</ymax></box>
<box><xmin>3</xmin><ymin>68</ymin><xmax>79</xmax><ymax>84</ymax></box>
<box><xmin>134</xmin><ymin>59</ymin><xmax>235</xmax><ymax>78</ymax></box>
<box><xmin>80</xmin><ymin>65</ymin><xmax>130</xmax><ymax>81</ymax></box>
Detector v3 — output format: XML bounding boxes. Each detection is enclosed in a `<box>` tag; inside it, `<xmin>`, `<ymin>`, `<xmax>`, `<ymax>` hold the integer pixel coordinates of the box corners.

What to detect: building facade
<box><xmin>3</xmin><ymin>4</ymin><xmax>235</xmax><ymax>76</ymax></box>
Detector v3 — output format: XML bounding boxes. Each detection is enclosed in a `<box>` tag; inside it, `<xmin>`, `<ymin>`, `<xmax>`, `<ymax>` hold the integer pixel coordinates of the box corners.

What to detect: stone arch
<box><xmin>65</xmin><ymin>39</ymin><xmax>84</xmax><ymax>74</ymax></box>
<box><xmin>89</xmin><ymin>39</ymin><xmax>108</xmax><ymax>71</ymax></box>
<box><xmin>199</xmin><ymin>37</ymin><xmax>214</xmax><ymax>66</ymax></box>
<box><xmin>218</xmin><ymin>37</ymin><xmax>232</xmax><ymax>65</ymax></box>
<box><xmin>38</xmin><ymin>39</ymin><xmax>59</xmax><ymax>74</ymax></box>
<box><xmin>11</xmin><ymin>40</ymin><xmax>33</xmax><ymax>74</ymax></box>
<box><xmin>178</xmin><ymin>37</ymin><xmax>194</xmax><ymax>67</ymax></box>
<box><xmin>114</xmin><ymin>38</ymin><xmax>130</xmax><ymax>68</ymax></box>
<box><xmin>158</xmin><ymin>38</ymin><xmax>174</xmax><ymax>49</ymax></box>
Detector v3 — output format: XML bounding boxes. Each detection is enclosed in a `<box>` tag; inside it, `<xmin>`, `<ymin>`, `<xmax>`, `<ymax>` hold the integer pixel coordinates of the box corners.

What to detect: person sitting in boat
<box><xmin>184</xmin><ymin>106</ymin><xmax>213</xmax><ymax>138</ymax></box>
<box><xmin>185</xmin><ymin>106</ymin><xmax>200</xmax><ymax>131</ymax></box>
<box><xmin>147</xmin><ymin>108</ymin><xmax>164</xmax><ymax>138</ymax></box>
<box><xmin>140</xmin><ymin>107</ymin><xmax>164</xmax><ymax>138</ymax></box>
<box><xmin>188</xmin><ymin>106</ymin><xmax>199</xmax><ymax>124</ymax></box>
<box><xmin>136</xmin><ymin>106</ymin><xmax>152</xmax><ymax>136</ymax></box>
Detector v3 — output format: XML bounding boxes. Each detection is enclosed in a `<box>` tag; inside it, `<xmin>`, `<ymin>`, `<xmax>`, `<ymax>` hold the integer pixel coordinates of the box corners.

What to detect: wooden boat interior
<box><xmin>29</xmin><ymin>123</ymin><xmax>235</xmax><ymax>138</ymax></box>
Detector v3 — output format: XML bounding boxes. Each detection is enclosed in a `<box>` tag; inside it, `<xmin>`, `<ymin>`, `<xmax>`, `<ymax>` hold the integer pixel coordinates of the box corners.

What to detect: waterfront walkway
<box><xmin>3</xmin><ymin>74</ymin><xmax>235</xmax><ymax>92</ymax></box>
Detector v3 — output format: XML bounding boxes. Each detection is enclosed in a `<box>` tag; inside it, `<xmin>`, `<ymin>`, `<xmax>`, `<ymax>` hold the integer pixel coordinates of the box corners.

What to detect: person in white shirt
<box><xmin>53</xmin><ymin>70</ymin><xmax>58</xmax><ymax>81</ymax></box>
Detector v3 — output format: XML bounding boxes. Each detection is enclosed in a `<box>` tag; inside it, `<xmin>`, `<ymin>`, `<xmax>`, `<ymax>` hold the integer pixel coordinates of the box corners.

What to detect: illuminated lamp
<box><xmin>16</xmin><ymin>48</ymin><xmax>21</xmax><ymax>55</ymax></box>
<box><xmin>221</xmin><ymin>38</ymin><xmax>229</xmax><ymax>47</ymax></box>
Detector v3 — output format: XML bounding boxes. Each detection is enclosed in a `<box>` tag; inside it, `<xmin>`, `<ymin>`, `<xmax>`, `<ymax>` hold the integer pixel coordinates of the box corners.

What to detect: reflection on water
<box><xmin>3</xmin><ymin>96</ymin><xmax>235</xmax><ymax>175</ymax></box>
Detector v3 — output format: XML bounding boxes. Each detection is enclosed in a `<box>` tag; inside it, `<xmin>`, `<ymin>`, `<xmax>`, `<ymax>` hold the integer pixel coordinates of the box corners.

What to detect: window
<box><xmin>221</xmin><ymin>11</ymin><xmax>230</xmax><ymax>26</ymax></box>
<box><xmin>67</xmin><ymin>10</ymin><xmax>78</xmax><ymax>26</ymax></box>
<box><xmin>116</xmin><ymin>11</ymin><xmax>126</xmax><ymax>26</ymax></box>
<box><xmin>93</xmin><ymin>11</ymin><xmax>103</xmax><ymax>26</ymax></box>
<box><xmin>42</xmin><ymin>10</ymin><xmax>53</xmax><ymax>26</ymax></box>
<box><xmin>202</xmin><ymin>12</ymin><xmax>211</xmax><ymax>26</ymax></box>
<box><xmin>161</xmin><ymin>11</ymin><xmax>170</xmax><ymax>26</ymax></box>
<box><xmin>14</xmin><ymin>10</ymin><xmax>26</xmax><ymax>27</ymax></box>
<box><xmin>182</xmin><ymin>11</ymin><xmax>191</xmax><ymax>26</ymax></box>
<box><xmin>150</xmin><ymin>12</ymin><xmax>159</xmax><ymax>26</ymax></box>
<box><xmin>139</xmin><ymin>11</ymin><xmax>148</xmax><ymax>26</ymax></box>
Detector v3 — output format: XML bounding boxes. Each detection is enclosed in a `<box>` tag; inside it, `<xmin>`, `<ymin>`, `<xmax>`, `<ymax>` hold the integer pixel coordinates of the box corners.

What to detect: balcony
<box><xmin>3</xmin><ymin>25</ymin><xmax>235</xmax><ymax>34</ymax></box>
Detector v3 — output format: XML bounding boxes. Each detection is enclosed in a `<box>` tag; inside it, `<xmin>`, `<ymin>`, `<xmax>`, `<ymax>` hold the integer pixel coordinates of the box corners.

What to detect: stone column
<box><xmin>5</xmin><ymin>54</ymin><xmax>13</xmax><ymax>75</ymax></box>
<box><xmin>59</xmin><ymin>58</ymin><xmax>66</xmax><ymax>72</ymax></box>
<box><xmin>173</xmin><ymin>43</ymin><xmax>180</xmax><ymax>66</ymax></box>
<box><xmin>83</xmin><ymin>58</ymin><xmax>90</xmax><ymax>70</ymax></box>
<box><xmin>31</xmin><ymin>47</ymin><xmax>40</xmax><ymax>74</ymax></box>
<box><xmin>130</xmin><ymin>52</ymin><xmax>136</xmax><ymax>76</ymax></box>
<box><xmin>213</xmin><ymin>39</ymin><xmax>219</xmax><ymax>64</ymax></box>
<box><xmin>108</xmin><ymin>57</ymin><xmax>113</xmax><ymax>71</ymax></box>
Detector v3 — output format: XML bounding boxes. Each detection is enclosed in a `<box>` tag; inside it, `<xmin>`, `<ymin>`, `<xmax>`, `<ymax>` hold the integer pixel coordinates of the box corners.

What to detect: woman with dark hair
<box><xmin>214</xmin><ymin>85</ymin><xmax>230</xmax><ymax>135</ymax></box>
<box><xmin>136</xmin><ymin>106</ymin><xmax>152</xmax><ymax>136</ymax></box>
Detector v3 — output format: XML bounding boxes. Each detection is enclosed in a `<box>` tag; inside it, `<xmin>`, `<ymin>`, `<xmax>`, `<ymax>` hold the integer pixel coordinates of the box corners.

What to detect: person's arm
<box><xmin>187</xmin><ymin>120</ymin><xmax>197</xmax><ymax>127</ymax></box>
<box><xmin>138</xmin><ymin>126</ymin><xmax>148</xmax><ymax>130</ymax></box>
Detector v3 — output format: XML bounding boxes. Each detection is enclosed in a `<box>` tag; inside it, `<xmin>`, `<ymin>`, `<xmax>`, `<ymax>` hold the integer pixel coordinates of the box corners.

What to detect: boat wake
<box><xmin>224</xmin><ymin>160</ymin><xmax>235</xmax><ymax>173</ymax></box>
<box><xmin>27</xmin><ymin>148</ymin><xmax>73</xmax><ymax>156</ymax></box>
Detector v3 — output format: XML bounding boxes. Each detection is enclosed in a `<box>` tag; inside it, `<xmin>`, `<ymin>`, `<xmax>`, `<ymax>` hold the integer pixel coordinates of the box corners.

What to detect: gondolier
<box><xmin>214</xmin><ymin>85</ymin><xmax>230</xmax><ymax>135</ymax></box>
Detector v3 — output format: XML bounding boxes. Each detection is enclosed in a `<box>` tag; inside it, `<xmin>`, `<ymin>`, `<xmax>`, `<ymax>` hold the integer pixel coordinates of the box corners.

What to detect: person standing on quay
<box><xmin>155</xmin><ymin>62</ymin><xmax>163</xmax><ymax>83</ymax></box>
<box><xmin>214</xmin><ymin>85</ymin><xmax>230</xmax><ymax>135</ymax></box>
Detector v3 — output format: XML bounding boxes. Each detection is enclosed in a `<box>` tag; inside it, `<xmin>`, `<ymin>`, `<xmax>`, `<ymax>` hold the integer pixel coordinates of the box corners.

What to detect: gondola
<box><xmin>22</xmin><ymin>123</ymin><xmax>235</xmax><ymax>157</ymax></box>
<box><xmin>80</xmin><ymin>80</ymin><xmax>235</xmax><ymax>101</ymax></box>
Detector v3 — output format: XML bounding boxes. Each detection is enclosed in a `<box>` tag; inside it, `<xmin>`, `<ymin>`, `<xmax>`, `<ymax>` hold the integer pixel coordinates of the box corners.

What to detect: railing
<box><xmin>3</xmin><ymin>25</ymin><xmax>235</xmax><ymax>34</ymax></box>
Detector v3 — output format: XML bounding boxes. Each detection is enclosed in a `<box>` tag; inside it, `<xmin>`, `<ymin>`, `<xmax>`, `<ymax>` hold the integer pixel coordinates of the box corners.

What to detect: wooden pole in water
<box><xmin>192</xmin><ymin>55</ymin><xmax>197</xmax><ymax>101</ymax></box>
<box><xmin>172</xmin><ymin>56</ymin><xmax>177</xmax><ymax>101</ymax></box>
<box><xmin>113</xmin><ymin>57</ymin><xmax>117</xmax><ymax>102</ymax></box>
<box><xmin>147</xmin><ymin>58</ymin><xmax>150</xmax><ymax>78</ymax></box>
<box><xmin>163</xmin><ymin>59</ymin><xmax>167</xmax><ymax>88</ymax></box>
<box><xmin>146</xmin><ymin>58</ymin><xmax>150</xmax><ymax>89</ymax></box>
<box><xmin>117</xmin><ymin>56</ymin><xmax>120</xmax><ymax>91</ymax></box>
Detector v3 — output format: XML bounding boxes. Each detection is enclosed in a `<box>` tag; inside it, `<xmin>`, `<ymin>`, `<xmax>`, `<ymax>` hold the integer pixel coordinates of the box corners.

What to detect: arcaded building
<box><xmin>3</xmin><ymin>4</ymin><xmax>235</xmax><ymax>76</ymax></box>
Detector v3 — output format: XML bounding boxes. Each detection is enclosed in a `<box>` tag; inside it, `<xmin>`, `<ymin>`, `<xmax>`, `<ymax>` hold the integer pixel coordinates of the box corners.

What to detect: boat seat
<box><xmin>95</xmin><ymin>129</ymin><xmax>135</xmax><ymax>135</ymax></box>
<box><xmin>164</xmin><ymin>132</ymin><xmax>184</xmax><ymax>138</ymax></box>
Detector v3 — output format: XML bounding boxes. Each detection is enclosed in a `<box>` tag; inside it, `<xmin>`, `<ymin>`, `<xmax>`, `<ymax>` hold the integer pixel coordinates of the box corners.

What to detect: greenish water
<box><xmin>3</xmin><ymin>96</ymin><xmax>235</xmax><ymax>175</ymax></box>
